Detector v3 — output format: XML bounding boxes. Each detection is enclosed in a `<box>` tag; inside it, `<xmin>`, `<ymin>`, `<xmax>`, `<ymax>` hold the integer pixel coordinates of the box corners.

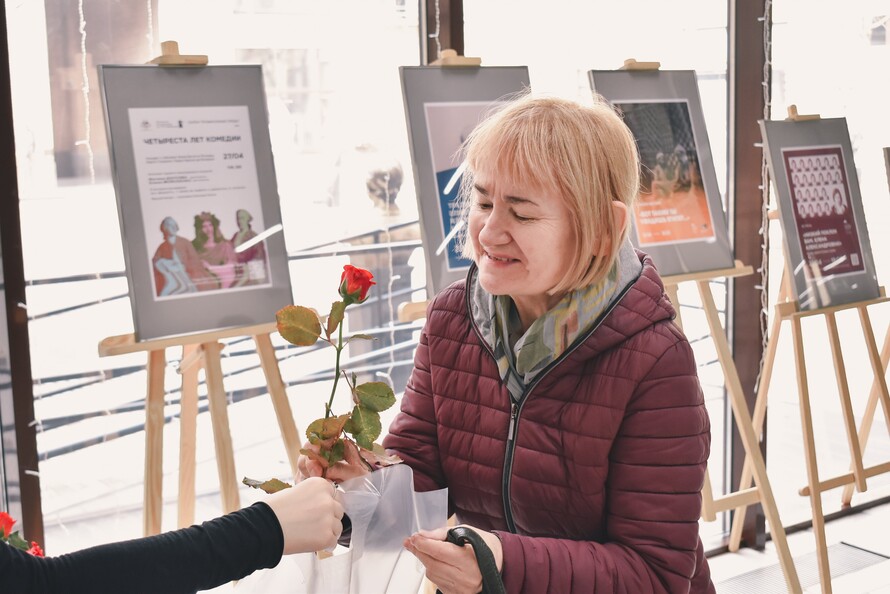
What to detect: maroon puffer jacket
<box><xmin>384</xmin><ymin>252</ymin><xmax>714</xmax><ymax>593</ymax></box>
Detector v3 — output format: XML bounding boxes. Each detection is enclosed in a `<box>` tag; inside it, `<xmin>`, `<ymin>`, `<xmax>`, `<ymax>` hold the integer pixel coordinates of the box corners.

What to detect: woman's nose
<box><xmin>478</xmin><ymin>206</ymin><xmax>510</xmax><ymax>245</ymax></box>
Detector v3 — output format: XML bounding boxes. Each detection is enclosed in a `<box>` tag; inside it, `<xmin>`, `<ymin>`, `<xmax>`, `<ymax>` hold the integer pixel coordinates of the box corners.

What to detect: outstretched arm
<box><xmin>1</xmin><ymin>477</ymin><xmax>343</xmax><ymax>594</ymax></box>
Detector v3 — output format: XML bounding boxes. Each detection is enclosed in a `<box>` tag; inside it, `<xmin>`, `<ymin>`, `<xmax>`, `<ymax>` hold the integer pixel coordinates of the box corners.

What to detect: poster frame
<box><xmin>760</xmin><ymin>117</ymin><xmax>880</xmax><ymax>310</ymax></box>
<box><xmin>400</xmin><ymin>65</ymin><xmax>530</xmax><ymax>296</ymax></box>
<box><xmin>98</xmin><ymin>64</ymin><xmax>292</xmax><ymax>341</ymax></box>
<box><xmin>589</xmin><ymin>69</ymin><xmax>735</xmax><ymax>276</ymax></box>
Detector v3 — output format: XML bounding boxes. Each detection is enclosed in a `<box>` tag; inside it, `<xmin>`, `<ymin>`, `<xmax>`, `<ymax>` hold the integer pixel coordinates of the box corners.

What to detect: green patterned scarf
<box><xmin>471</xmin><ymin>240</ymin><xmax>642</xmax><ymax>402</ymax></box>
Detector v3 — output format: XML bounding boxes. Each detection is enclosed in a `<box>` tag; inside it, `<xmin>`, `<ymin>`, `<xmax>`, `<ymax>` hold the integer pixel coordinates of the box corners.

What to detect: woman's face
<box><xmin>202</xmin><ymin>219</ymin><xmax>214</xmax><ymax>237</ymax></box>
<box><xmin>237</xmin><ymin>210</ymin><xmax>251</xmax><ymax>229</ymax></box>
<box><xmin>468</xmin><ymin>168</ymin><xmax>577</xmax><ymax>317</ymax></box>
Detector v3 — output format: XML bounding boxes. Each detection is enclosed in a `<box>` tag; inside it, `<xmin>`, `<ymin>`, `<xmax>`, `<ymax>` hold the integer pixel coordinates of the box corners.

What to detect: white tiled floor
<box><xmin>709</xmin><ymin>501</ymin><xmax>890</xmax><ymax>593</ymax></box>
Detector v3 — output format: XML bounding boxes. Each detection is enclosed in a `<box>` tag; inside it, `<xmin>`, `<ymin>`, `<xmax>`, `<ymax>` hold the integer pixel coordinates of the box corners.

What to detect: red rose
<box><xmin>27</xmin><ymin>541</ymin><xmax>45</xmax><ymax>557</ymax></box>
<box><xmin>0</xmin><ymin>512</ymin><xmax>14</xmax><ymax>539</ymax></box>
<box><xmin>339</xmin><ymin>265</ymin><xmax>375</xmax><ymax>304</ymax></box>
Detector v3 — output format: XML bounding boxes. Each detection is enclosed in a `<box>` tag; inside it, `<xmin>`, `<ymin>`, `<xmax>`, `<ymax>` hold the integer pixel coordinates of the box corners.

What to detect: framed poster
<box><xmin>99</xmin><ymin>65</ymin><xmax>292</xmax><ymax>341</ymax></box>
<box><xmin>761</xmin><ymin>118</ymin><xmax>880</xmax><ymax>311</ymax></box>
<box><xmin>400</xmin><ymin>66</ymin><xmax>530</xmax><ymax>295</ymax></box>
<box><xmin>589</xmin><ymin>70</ymin><xmax>734</xmax><ymax>276</ymax></box>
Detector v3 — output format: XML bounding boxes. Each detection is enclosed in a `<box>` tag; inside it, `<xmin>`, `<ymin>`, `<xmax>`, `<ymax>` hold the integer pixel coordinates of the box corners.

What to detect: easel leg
<box><xmin>699</xmin><ymin>282</ymin><xmax>801</xmax><ymax>593</ymax></box>
<box><xmin>144</xmin><ymin>349</ymin><xmax>166</xmax><ymax>536</ymax></box>
<box><xmin>700</xmin><ymin>470</ymin><xmax>717</xmax><ymax>522</ymax></box>
<box><xmin>841</xmin><ymin>317</ymin><xmax>890</xmax><ymax>506</ymax></box>
<box><xmin>792</xmin><ymin>317</ymin><xmax>832</xmax><ymax>593</ymax></box>
<box><xmin>825</xmin><ymin>312</ymin><xmax>867</xmax><ymax>492</ymax></box>
<box><xmin>668</xmin><ymin>284</ymin><xmax>719</xmax><ymax>523</ymax></box>
<box><xmin>177</xmin><ymin>344</ymin><xmax>200</xmax><ymax>528</ymax></box>
<box><xmin>729</xmin><ymin>287</ymin><xmax>785</xmax><ymax>551</ymax></box>
<box><xmin>202</xmin><ymin>341</ymin><xmax>241</xmax><ymax>514</ymax></box>
<box><xmin>254</xmin><ymin>333</ymin><xmax>302</xmax><ymax>476</ymax></box>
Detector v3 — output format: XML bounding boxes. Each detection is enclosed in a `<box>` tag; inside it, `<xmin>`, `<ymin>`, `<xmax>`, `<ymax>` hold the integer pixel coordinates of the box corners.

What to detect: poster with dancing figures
<box><xmin>589</xmin><ymin>69</ymin><xmax>735</xmax><ymax>276</ymax></box>
<box><xmin>99</xmin><ymin>64</ymin><xmax>293</xmax><ymax>341</ymax></box>
<box><xmin>761</xmin><ymin>118</ymin><xmax>879</xmax><ymax>310</ymax></box>
<box><xmin>401</xmin><ymin>66</ymin><xmax>530</xmax><ymax>295</ymax></box>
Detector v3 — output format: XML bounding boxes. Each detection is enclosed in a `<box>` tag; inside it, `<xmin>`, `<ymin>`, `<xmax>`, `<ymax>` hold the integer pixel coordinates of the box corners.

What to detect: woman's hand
<box><xmin>296</xmin><ymin>439</ymin><xmax>371</xmax><ymax>484</ymax></box>
<box><xmin>264</xmin><ymin>476</ymin><xmax>344</xmax><ymax>554</ymax></box>
<box><xmin>404</xmin><ymin>525</ymin><xmax>504</xmax><ymax>594</ymax></box>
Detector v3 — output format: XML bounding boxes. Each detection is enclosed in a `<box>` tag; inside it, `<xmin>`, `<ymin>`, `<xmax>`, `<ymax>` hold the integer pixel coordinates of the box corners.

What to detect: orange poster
<box><xmin>616</xmin><ymin>100</ymin><xmax>717</xmax><ymax>246</ymax></box>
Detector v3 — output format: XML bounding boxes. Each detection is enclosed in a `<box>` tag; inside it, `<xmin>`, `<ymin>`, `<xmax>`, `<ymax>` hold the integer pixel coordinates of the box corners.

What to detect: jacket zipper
<box><xmin>467</xmin><ymin>267</ymin><xmax>640</xmax><ymax>534</ymax></box>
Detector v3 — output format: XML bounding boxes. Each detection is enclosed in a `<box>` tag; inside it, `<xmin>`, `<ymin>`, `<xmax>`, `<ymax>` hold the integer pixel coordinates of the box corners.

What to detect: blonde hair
<box><xmin>457</xmin><ymin>93</ymin><xmax>640</xmax><ymax>293</ymax></box>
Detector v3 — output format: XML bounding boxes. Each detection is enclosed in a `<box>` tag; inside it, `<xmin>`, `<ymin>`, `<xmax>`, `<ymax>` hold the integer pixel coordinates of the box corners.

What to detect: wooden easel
<box><xmin>98</xmin><ymin>322</ymin><xmax>301</xmax><ymax>536</ymax></box>
<box><xmin>663</xmin><ymin>261</ymin><xmax>802</xmax><ymax>593</ymax></box>
<box><xmin>610</xmin><ymin>56</ymin><xmax>802</xmax><ymax>590</ymax></box>
<box><xmin>96</xmin><ymin>41</ymin><xmax>302</xmax><ymax>537</ymax></box>
<box><xmin>728</xmin><ymin>106</ymin><xmax>890</xmax><ymax>593</ymax></box>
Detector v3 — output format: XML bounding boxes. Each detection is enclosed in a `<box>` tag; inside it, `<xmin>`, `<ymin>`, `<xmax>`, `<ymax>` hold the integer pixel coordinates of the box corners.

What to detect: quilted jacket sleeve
<box><xmin>383</xmin><ymin>322</ymin><xmax>447</xmax><ymax>494</ymax></box>
<box><xmin>494</xmin><ymin>331</ymin><xmax>712</xmax><ymax>593</ymax></box>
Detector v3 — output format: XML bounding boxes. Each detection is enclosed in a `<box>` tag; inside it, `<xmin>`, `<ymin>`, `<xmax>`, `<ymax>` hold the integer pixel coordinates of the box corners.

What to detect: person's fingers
<box><xmin>408</xmin><ymin>533</ymin><xmax>466</xmax><ymax>566</ymax></box>
<box><xmin>343</xmin><ymin>439</ymin><xmax>363</xmax><ymax>464</ymax></box>
<box><xmin>414</xmin><ymin>527</ymin><xmax>448</xmax><ymax>540</ymax></box>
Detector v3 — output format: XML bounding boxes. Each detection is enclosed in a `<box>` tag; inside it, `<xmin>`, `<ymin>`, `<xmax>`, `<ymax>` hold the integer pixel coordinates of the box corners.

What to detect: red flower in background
<box><xmin>0</xmin><ymin>512</ymin><xmax>14</xmax><ymax>538</ymax></box>
<box><xmin>1</xmin><ymin>511</ymin><xmax>43</xmax><ymax>556</ymax></box>
<box><xmin>339</xmin><ymin>264</ymin><xmax>376</xmax><ymax>304</ymax></box>
<box><xmin>27</xmin><ymin>541</ymin><xmax>45</xmax><ymax>557</ymax></box>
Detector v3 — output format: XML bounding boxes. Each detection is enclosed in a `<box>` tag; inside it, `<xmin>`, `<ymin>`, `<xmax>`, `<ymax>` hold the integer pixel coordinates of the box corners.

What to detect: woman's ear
<box><xmin>611</xmin><ymin>200</ymin><xmax>629</xmax><ymax>237</ymax></box>
<box><xmin>595</xmin><ymin>201</ymin><xmax>630</xmax><ymax>255</ymax></box>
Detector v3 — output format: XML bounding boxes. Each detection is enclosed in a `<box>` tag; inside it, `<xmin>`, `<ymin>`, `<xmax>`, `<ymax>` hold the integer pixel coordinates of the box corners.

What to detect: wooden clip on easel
<box><xmin>786</xmin><ymin>104</ymin><xmax>820</xmax><ymax>122</ymax></box>
<box><xmin>619</xmin><ymin>58</ymin><xmax>661</xmax><ymax>71</ymax></box>
<box><xmin>148</xmin><ymin>40</ymin><xmax>208</xmax><ymax>66</ymax></box>
<box><xmin>430</xmin><ymin>48</ymin><xmax>482</xmax><ymax>67</ymax></box>
<box><xmin>663</xmin><ymin>261</ymin><xmax>802</xmax><ymax>593</ymax></box>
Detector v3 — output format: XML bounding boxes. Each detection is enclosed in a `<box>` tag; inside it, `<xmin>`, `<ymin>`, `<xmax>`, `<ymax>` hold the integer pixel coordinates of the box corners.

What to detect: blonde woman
<box><xmin>302</xmin><ymin>94</ymin><xmax>715</xmax><ymax>593</ymax></box>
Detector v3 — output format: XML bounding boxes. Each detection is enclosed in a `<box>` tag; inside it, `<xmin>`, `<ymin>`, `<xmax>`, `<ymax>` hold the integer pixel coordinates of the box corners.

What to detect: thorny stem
<box><xmin>325</xmin><ymin>321</ymin><xmax>345</xmax><ymax>419</ymax></box>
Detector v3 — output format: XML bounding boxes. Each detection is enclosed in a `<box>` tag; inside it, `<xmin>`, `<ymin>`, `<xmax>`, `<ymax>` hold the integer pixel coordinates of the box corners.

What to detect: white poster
<box><xmin>128</xmin><ymin>105</ymin><xmax>272</xmax><ymax>300</ymax></box>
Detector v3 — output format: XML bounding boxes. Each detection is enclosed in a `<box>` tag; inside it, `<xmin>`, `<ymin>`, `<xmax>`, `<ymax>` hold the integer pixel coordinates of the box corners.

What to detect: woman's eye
<box><xmin>476</xmin><ymin>201</ymin><xmax>492</xmax><ymax>211</ymax></box>
<box><xmin>513</xmin><ymin>213</ymin><xmax>534</xmax><ymax>222</ymax></box>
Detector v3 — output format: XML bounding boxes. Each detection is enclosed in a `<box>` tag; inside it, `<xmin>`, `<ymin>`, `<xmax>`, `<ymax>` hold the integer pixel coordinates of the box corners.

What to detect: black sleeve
<box><xmin>0</xmin><ymin>502</ymin><xmax>284</xmax><ymax>594</ymax></box>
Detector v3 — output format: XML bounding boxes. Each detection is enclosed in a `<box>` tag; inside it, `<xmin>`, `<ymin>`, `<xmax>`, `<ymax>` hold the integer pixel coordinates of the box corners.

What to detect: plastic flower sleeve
<box><xmin>235</xmin><ymin>464</ymin><xmax>448</xmax><ymax>593</ymax></box>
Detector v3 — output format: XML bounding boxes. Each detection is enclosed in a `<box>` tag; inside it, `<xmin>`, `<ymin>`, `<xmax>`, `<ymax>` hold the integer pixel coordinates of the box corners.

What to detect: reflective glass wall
<box><xmin>6</xmin><ymin>0</ymin><xmax>422</xmax><ymax>552</ymax></box>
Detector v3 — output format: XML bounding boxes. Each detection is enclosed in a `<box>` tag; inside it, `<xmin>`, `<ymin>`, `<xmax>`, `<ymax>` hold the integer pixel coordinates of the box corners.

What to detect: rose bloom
<box><xmin>0</xmin><ymin>512</ymin><xmax>14</xmax><ymax>538</ymax></box>
<box><xmin>339</xmin><ymin>265</ymin><xmax>376</xmax><ymax>303</ymax></box>
<box><xmin>27</xmin><ymin>541</ymin><xmax>45</xmax><ymax>557</ymax></box>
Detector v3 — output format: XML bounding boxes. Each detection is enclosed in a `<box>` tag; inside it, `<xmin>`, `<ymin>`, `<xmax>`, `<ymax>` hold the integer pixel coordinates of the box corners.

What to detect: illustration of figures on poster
<box><xmin>423</xmin><ymin>101</ymin><xmax>503</xmax><ymax>271</ymax></box>
<box><xmin>782</xmin><ymin>146</ymin><xmax>865</xmax><ymax>294</ymax></box>
<box><xmin>615</xmin><ymin>100</ymin><xmax>715</xmax><ymax>247</ymax></box>
<box><xmin>129</xmin><ymin>105</ymin><xmax>273</xmax><ymax>301</ymax></box>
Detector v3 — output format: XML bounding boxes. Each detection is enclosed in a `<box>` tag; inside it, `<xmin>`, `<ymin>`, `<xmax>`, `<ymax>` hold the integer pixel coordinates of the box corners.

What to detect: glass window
<box><xmin>5</xmin><ymin>0</ymin><xmax>422</xmax><ymax>552</ymax></box>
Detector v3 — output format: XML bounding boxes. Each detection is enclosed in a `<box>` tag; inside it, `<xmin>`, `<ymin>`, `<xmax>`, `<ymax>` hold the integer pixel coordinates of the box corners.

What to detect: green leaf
<box><xmin>276</xmin><ymin>305</ymin><xmax>321</xmax><ymax>346</ymax></box>
<box><xmin>345</xmin><ymin>405</ymin><xmax>381</xmax><ymax>449</ymax></box>
<box><xmin>306</xmin><ymin>414</ymin><xmax>349</xmax><ymax>444</ymax></box>
<box><xmin>7</xmin><ymin>531</ymin><xmax>29</xmax><ymax>551</ymax></box>
<box><xmin>242</xmin><ymin>477</ymin><xmax>292</xmax><ymax>493</ymax></box>
<box><xmin>344</xmin><ymin>333</ymin><xmax>375</xmax><ymax>345</ymax></box>
<box><xmin>326</xmin><ymin>301</ymin><xmax>346</xmax><ymax>339</ymax></box>
<box><xmin>354</xmin><ymin>382</ymin><xmax>396</xmax><ymax>412</ymax></box>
